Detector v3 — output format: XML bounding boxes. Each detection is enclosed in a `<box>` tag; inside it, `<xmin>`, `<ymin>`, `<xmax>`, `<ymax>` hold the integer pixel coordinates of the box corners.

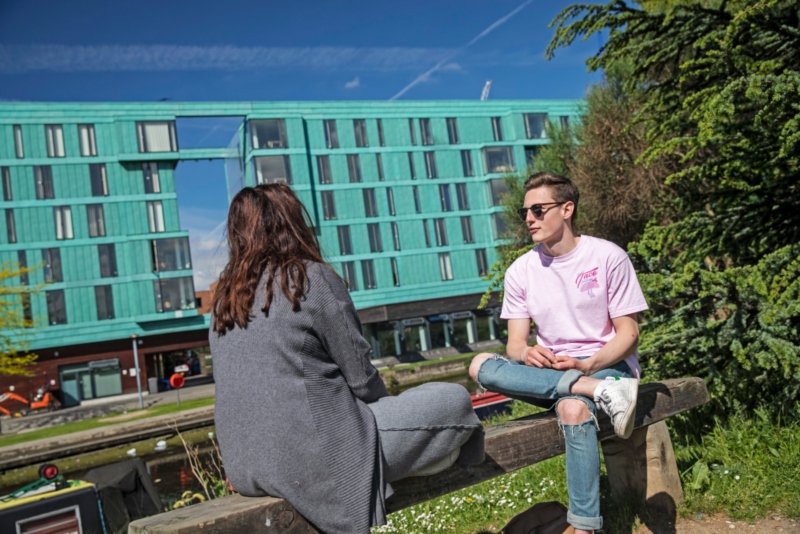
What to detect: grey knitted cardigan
<box><xmin>211</xmin><ymin>263</ymin><xmax>391</xmax><ymax>533</ymax></box>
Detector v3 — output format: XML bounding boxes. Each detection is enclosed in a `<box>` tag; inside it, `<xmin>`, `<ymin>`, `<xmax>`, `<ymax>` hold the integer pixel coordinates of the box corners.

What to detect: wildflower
<box><xmin>735</xmin><ymin>475</ymin><xmax>740</xmax><ymax>480</ymax></box>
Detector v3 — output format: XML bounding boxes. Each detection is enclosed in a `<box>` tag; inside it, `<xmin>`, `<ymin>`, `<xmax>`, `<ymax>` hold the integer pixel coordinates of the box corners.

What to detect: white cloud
<box><xmin>344</xmin><ymin>76</ymin><xmax>360</xmax><ymax>89</ymax></box>
<box><xmin>440</xmin><ymin>62</ymin><xmax>463</xmax><ymax>72</ymax></box>
<box><xmin>0</xmin><ymin>44</ymin><xmax>456</xmax><ymax>74</ymax></box>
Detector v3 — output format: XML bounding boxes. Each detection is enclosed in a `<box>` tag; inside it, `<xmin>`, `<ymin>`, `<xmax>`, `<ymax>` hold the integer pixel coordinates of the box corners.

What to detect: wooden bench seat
<box><xmin>129</xmin><ymin>377</ymin><xmax>709</xmax><ymax>534</ymax></box>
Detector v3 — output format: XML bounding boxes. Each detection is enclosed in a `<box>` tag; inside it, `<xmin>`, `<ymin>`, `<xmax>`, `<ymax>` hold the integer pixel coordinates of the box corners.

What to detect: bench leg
<box><xmin>600</xmin><ymin>420</ymin><xmax>683</xmax><ymax>516</ymax></box>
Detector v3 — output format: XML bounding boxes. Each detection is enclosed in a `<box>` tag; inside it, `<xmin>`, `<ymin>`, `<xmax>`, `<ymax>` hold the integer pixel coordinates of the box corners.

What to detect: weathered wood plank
<box><xmin>386</xmin><ymin>377</ymin><xmax>707</xmax><ymax>511</ymax></box>
<box><xmin>601</xmin><ymin>420</ymin><xmax>684</xmax><ymax>516</ymax></box>
<box><xmin>128</xmin><ymin>495</ymin><xmax>320</xmax><ymax>534</ymax></box>
<box><xmin>129</xmin><ymin>377</ymin><xmax>708</xmax><ymax>534</ymax></box>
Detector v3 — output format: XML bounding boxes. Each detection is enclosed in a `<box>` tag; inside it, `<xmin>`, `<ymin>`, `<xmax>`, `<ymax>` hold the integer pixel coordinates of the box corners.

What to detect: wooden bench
<box><xmin>129</xmin><ymin>377</ymin><xmax>708</xmax><ymax>534</ymax></box>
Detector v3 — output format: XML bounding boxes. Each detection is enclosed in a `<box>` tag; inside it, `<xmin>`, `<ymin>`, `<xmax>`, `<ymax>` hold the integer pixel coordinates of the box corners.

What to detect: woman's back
<box><xmin>211</xmin><ymin>262</ymin><xmax>390</xmax><ymax>534</ymax></box>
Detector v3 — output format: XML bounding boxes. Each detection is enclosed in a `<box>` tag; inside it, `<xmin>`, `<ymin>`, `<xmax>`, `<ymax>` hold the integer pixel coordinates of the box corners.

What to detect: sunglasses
<box><xmin>517</xmin><ymin>202</ymin><xmax>565</xmax><ymax>221</ymax></box>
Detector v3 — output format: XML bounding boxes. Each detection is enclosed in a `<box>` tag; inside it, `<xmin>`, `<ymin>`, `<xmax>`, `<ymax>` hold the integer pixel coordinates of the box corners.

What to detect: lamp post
<box><xmin>131</xmin><ymin>335</ymin><xmax>144</xmax><ymax>410</ymax></box>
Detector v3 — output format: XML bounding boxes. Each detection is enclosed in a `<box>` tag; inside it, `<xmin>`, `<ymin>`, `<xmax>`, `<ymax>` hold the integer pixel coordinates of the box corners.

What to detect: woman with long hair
<box><xmin>210</xmin><ymin>184</ymin><xmax>483</xmax><ymax>534</ymax></box>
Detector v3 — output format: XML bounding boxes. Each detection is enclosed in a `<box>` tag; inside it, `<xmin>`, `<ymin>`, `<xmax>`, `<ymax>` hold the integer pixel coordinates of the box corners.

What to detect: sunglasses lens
<box><xmin>517</xmin><ymin>209</ymin><xmax>527</xmax><ymax>220</ymax></box>
<box><xmin>532</xmin><ymin>207</ymin><xmax>543</xmax><ymax>217</ymax></box>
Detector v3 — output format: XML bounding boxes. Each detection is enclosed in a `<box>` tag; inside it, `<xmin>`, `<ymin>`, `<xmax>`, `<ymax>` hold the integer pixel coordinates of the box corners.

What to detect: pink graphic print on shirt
<box><xmin>575</xmin><ymin>266</ymin><xmax>600</xmax><ymax>298</ymax></box>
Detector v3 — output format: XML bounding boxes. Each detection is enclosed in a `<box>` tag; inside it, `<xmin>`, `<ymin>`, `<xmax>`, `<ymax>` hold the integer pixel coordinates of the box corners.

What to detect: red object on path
<box><xmin>169</xmin><ymin>373</ymin><xmax>185</xmax><ymax>389</ymax></box>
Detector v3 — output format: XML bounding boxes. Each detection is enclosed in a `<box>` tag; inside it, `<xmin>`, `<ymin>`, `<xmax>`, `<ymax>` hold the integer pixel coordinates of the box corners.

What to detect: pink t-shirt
<box><xmin>501</xmin><ymin>235</ymin><xmax>648</xmax><ymax>378</ymax></box>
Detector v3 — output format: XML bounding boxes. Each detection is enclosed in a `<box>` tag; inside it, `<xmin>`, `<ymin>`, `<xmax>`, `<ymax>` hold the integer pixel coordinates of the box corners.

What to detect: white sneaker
<box><xmin>412</xmin><ymin>447</ymin><xmax>460</xmax><ymax>477</ymax></box>
<box><xmin>595</xmin><ymin>377</ymin><xmax>638</xmax><ymax>439</ymax></box>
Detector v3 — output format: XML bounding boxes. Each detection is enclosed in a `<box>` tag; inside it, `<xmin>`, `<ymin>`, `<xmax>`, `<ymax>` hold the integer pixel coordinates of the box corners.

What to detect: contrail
<box><xmin>389</xmin><ymin>0</ymin><xmax>534</xmax><ymax>100</ymax></box>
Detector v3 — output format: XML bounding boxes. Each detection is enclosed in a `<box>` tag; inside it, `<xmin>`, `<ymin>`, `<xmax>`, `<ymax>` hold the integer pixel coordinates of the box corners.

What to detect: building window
<box><xmin>362</xmin><ymin>260</ymin><xmax>377</xmax><ymax>289</ymax></box>
<box><xmin>525</xmin><ymin>146</ymin><xmax>538</xmax><ymax>168</ymax></box>
<box><xmin>136</xmin><ymin>121</ymin><xmax>178</xmax><ymax>153</ymax></box>
<box><xmin>434</xmin><ymin>218</ymin><xmax>448</xmax><ymax>246</ymax></box>
<box><xmin>5</xmin><ymin>209</ymin><xmax>16</xmax><ymax>243</ymax></box>
<box><xmin>146</xmin><ymin>201</ymin><xmax>165</xmax><ymax>233</ymax></box>
<box><xmin>408</xmin><ymin>118</ymin><xmax>417</xmax><ymax>145</ymax></box>
<box><xmin>489</xmin><ymin>178</ymin><xmax>509</xmax><ymax>206</ymax></box>
<box><xmin>377</xmin><ymin>119</ymin><xmax>385</xmax><ymax>147</ymax></box>
<box><xmin>354</xmin><ymin>119</ymin><xmax>369</xmax><ymax>147</ymax></box>
<box><xmin>408</xmin><ymin>152</ymin><xmax>416</xmax><ymax>180</ymax></box>
<box><xmin>2</xmin><ymin>167</ymin><xmax>11</xmax><ymax>201</ymax></box>
<box><xmin>153</xmin><ymin>276</ymin><xmax>196</xmax><ymax>312</ymax></box>
<box><xmin>493</xmin><ymin>212</ymin><xmax>509</xmax><ymax>239</ymax></box>
<box><xmin>363</xmin><ymin>188</ymin><xmax>378</xmax><ymax>217</ymax></box>
<box><xmin>367</xmin><ymin>223</ymin><xmax>383</xmax><ymax>252</ymax></box>
<box><xmin>321</xmin><ymin>191</ymin><xmax>337</xmax><ymax>220</ymax></box>
<box><xmin>78</xmin><ymin>124</ymin><xmax>97</xmax><ymax>156</ymax></box>
<box><xmin>461</xmin><ymin>216</ymin><xmax>475</xmax><ymax>244</ymax></box>
<box><xmin>90</xmin><ymin>164</ymin><xmax>109</xmax><ymax>197</ymax></box>
<box><xmin>439</xmin><ymin>253</ymin><xmax>453</xmax><ymax>281</ymax></box>
<box><xmin>391</xmin><ymin>222</ymin><xmax>401</xmax><ymax>250</ymax></box>
<box><xmin>412</xmin><ymin>186</ymin><xmax>421</xmax><ymax>213</ymax></box>
<box><xmin>250</xmin><ymin>119</ymin><xmax>287</xmax><ymax>149</ymax></box>
<box><xmin>347</xmin><ymin>154</ymin><xmax>362</xmax><ymax>183</ymax></box>
<box><xmin>483</xmin><ymin>146</ymin><xmax>516</xmax><ymax>174</ymax></box>
<box><xmin>524</xmin><ymin>113</ymin><xmax>548</xmax><ymax>139</ymax></box>
<box><xmin>13</xmin><ymin>125</ymin><xmax>24</xmax><ymax>159</ymax></box>
<box><xmin>255</xmin><ymin>155</ymin><xmax>292</xmax><ymax>185</ymax></box>
<box><xmin>87</xmin><ymin>204</ymin><xmax>106</xmax><ymax>237</ymax></box>
<box><xmin>390</xmin><ymin>257</ymin><xmax>400</xmax><ymax>286</ymax></box>
<box><xmin>21</xmin><ymin>293</ymin><xmax>32</xmax><ymax>327</ymax></box>
<box><xmin>317</xmin><ymin>155</ymin><xmax>332</xmax><ymax>184</ymax></box>
<box><xmin>42</xmin><ymin>248</ymin><xmax>63</xmax><ymax>283</ymax></box>
<box><xmin>99</xmin><ymin>243</ymin><xmax>118</xmax><ymax>277</ymax></box>
<box><xmin>143</xmin><ymin>162</ymin><xmax>161</xmax><ymax>193</ymax></box>
<box><xmin>151</xmin><ymin>237</ymin><xmax>192</xmax><ymax>272</ymax></box>
<box><xmin>424</xmin><ymin>151</ymin><xmax>438</xmax><ymax>178</ymax></box>
<box><xmin>46</xmin><ymin>289</ymin><xmax>67</xmax><ymax>325</ymax></box>
<box><xmin>95</xmin><ymin>285</ymin><xmax>115</xmax><ymax>320</ymax></box>
<box><xmin>460</xmin><ymin>151</ymin><xmax>474</xmax><ymax>178</ymax></box>
<box><xmin>341</xmin><ymin>261</ymin><xmax>358</xmax><ymax>291</ymax></box>
<box><xmin>439</xmin><ymin>184</ymin><xmax>452</xmax><ymax>212</ymax></box>
<box><xmin>45</xmin><ymin>124</ymin><xmax>65</xmax><ymax>158</ymax></box>
<box><xmin>446</xmin><ymin>118</ymin><xmax>460</xmax><ymax>144</ymax></box>
<box><xmin>560</xmin><ymin>116</ymin><xmax>570</xmax><ymax>131</ymax></box>
<box><xmin>376</xmin><ymin>154</ymin><xmax>384</xmax><ymax>181</ymax></box>
<box><xmin>54</xmin><ymin>206</ymin><xmax>73</xmax><ymax>240</ymax></box>
<box><xmin>337</xmin><ymin>226</ymin><xmax>353</xmax><ymax>255</ymax></box>
<box><xmin>18</xmin><ymin>250</ymin><xmax>28</xmax><ymax>285</ymax></box>
<box><xmin>456</xmin><ymin>183</ymin><xmax>470</xmax><ymax>210</ymax></box>
<box><xmin>422</xmin><ymin>219</ymin><xmax>431</xmax><ymax>247</ymax></box>
<box><xmin>386</xmin><ymin>187</ymin><xmax>396</xmax><ymax>216</ymax></box>
<box><xmin>324</xmin><ymin>119</ymin><xmax>339</xmax><ymax>149</ymax></box>
<box><xmin>491</xmin><ymin>117</ymin><xmax>504</xmax><ymax>141</ymax></box>
<box><xmin>34</xmin><ymin>166</ymin><xmax>54</xmax><ymax>199</ymax></box>
<box><xmin>476</xmin><ymin>249</ymin><xmax>489</xmax><ymax>276</ymax></box>
<box><xmin>420</xmin><ymin>118</ymin><xmax>433</xmax><ymax>145</ymax></box>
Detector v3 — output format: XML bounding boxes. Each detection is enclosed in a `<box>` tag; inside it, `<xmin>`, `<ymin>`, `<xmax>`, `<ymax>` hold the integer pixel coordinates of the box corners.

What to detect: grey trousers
<box><xmin>367</xmin><ymin>382</ymin><xmax>485</xmax><ymax>483</ymax></box>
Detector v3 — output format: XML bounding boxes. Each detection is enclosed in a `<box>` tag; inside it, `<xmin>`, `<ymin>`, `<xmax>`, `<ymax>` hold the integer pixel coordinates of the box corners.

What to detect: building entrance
<box><xmin>58</xmin><ymin>359</ymin><xmax>123</xmax><ymax>407</ymax></box>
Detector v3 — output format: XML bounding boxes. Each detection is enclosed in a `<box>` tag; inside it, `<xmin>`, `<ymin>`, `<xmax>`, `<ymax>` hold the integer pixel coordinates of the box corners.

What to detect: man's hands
<box><xmin>522</xmin><ymin>345</ymin><xmax>556</xmax><ymax>368</ymax></box>
<box><xmin>522</xmin><ymin>346</ymin><xmax>591</xmax><ymax>373</ymax></box>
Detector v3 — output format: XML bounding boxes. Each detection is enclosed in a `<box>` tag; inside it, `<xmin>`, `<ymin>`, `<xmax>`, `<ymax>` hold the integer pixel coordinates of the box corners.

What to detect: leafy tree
<box><xmin>542</xmin><ymin>0</ymin><xmax>800</xmax><ymax>413</ymax></box>
<box><xmin>0</xmin><ymin>261</ymin><xmax>40</xmax><ymax>375</ymax></box>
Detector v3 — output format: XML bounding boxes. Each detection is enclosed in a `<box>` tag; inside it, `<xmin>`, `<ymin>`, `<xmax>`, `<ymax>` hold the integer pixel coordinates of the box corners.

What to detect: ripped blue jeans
<box><xmin>476</xmin><ymin>355</ymin><xmax>633</xmax><ymax>531</ymax></box>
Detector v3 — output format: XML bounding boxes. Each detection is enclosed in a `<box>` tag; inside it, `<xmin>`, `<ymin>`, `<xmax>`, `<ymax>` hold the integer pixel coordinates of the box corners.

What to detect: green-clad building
<box><xmin>0</xmin><ymin>100</ymin><xmax>578</xmax><ymax>406</ymax></box>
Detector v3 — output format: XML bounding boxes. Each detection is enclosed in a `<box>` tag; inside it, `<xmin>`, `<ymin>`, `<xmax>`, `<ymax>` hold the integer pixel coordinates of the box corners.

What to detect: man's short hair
<box><xmin>523</xmin><ymin>172</ymin><xmax>579</xmax><ymax>223</ymax></box>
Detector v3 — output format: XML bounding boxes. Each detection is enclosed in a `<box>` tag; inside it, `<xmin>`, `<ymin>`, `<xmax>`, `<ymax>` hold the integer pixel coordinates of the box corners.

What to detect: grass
<box><xmin>0</xmin><ymin>396</ymin><xmax>215</xmax><ymax>448</ymax></box>
<box><xmin>373</xmin><ymin>403</ymin><xmax>800</xmax><ymax>534</ymax></box>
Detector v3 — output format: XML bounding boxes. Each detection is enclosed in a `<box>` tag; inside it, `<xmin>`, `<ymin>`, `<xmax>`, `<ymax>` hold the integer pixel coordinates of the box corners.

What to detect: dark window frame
<box><xmin>456</xmin><ymin>183</ymin><xmax>470</xmax><ymax>210</ymax></box>
<box><xmin>424</xmin><ymin>151</ymin><xmax>438</xmax><ymax>179</ymax></box>
<box><xmin>317</xmin><ymin>155</ymin><xmax>333</xmax><ymax>184</ymax></box>
<box><xmin>439</xmin><ymin>184</ymin><xmax>452</xmax><ymax>212</ymax></box>
<box><xmin>46</xmin><ymin>289</ymin><xmax>68</xmax><ymax>325</ymax></box>
<box><xmin>491</xmin><ymin>116</ymin><xmax>504</xmax><ymax>141</ymax></box>
<box><xmin>34</xmin><ymin>166</ymin><xmax>54</xmax><ymax>199</ymax></box>
<box><xmin>324</xmin><ymin>119</ymin><xmax>339</xmax><ymax>149</ymax></box>
<box><xmin>363</xmin><ymin>188</ymin><xmax>378</xmax><ymax>217</ymax></box>
<box><xmin>337</xmin><ymin>226</ymin><xmax>353</xmax><ymax>255</ymax></box>
<box><xmin>98</xmin><ymin>243</ymin><xmax>118</xmax><ymax>278</ymax></box>
<box><xmin>90</xmin><ymin>164</ymin><xmax>109</xmax><ymax>197</ymax></box>
<box><xmin>347</xmin><ymin>154</ymin><xmax>362</xmax><ymax>183</ymax></box>
<box><xmin>95</xmin><ymin>285</ymin><xmax>115</xmax><ymax>320</ymax></box>
<box><xmin>461</xmin><ymin>216</ymin><xmax>475</xmax><ymax>244</ymax></box>
<box><xmin>250</xmin><ymin>119</ymin><xmax>288</xmax><ymax>149</ymax></box>
<box><xmin>446</xmin><ymin>118</ymin><xmax>460</xmax><ymax>144</ymax></box>
<box><xmin>354</xmin><ymin>119</ymin><xmax>369</xmax><ymax>147</ymax></box>
<box><xmin>367</xmin><ymin>223</ymin><xmax>383</xmax><ymax>253</ymax></box>
<box><xmin>1</xmin><ymin>167</ymin><xmax>11</xmax><ymax>201</ymax></box>
<box><xmin>361</xmin><ymin>259</ymin><xmax>377</xmax><ymax>289</ymax></box>
<box><xmin>86</xmin><ymin>204</ymin><xmax>106</xmax><ymax>238</ymax></box>
<box><xmin>420</xmin><ymin>118</ymin><xmax>433</xmax><ymax>146</ymax></box>
<box><xmin>461</xmin><ymin>150</ymin><xmax>474</xmax><ymax>177</ymax></box>
<box><xmin>321</xmin><ymin>191</ymin><xmax>337</xmax><ymax>220</ymax></box>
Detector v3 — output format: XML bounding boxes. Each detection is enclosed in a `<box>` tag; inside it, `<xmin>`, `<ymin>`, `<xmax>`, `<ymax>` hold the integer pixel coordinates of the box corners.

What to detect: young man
<box><xmin>469</xmin><ymin>172</ymin><xmax>648</xmax><ymax>534</ymax></box>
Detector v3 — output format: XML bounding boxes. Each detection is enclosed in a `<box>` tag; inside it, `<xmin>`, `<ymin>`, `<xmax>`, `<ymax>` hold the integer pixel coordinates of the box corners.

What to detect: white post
<box><xmin>131</xmin><ymin>336</ymin><xmax>144</xmax><ymax>410</ymax></box>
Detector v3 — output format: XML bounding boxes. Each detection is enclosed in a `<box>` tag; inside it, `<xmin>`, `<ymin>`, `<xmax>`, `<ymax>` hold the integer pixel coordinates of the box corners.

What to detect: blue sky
<box><xmin>0</xmin><ymin>0</ymin><xmax>604</xmax><ymax>288</ymax></box>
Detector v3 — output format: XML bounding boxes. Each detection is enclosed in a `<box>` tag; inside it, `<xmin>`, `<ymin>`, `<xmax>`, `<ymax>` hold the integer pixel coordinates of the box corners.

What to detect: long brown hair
<box><xmin>211</xmin><ymin>184</ymin><xmax>325</xmax><ymax>335</ymax></box>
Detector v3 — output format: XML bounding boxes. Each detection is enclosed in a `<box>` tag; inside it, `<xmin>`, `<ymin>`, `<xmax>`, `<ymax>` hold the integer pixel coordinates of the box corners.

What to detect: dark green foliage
<box><xmin>638</xmin><ymin>244</ymin><xmax>800</xmax><ymax>414</ymax></box>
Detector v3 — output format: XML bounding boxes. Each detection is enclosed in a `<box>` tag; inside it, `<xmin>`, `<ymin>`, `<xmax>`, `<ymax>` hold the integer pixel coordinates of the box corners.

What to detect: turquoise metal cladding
<box><xmin>0</xmin><ymin>100</ymin><xmax>581</xmax><ymax>351</ymax></box>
